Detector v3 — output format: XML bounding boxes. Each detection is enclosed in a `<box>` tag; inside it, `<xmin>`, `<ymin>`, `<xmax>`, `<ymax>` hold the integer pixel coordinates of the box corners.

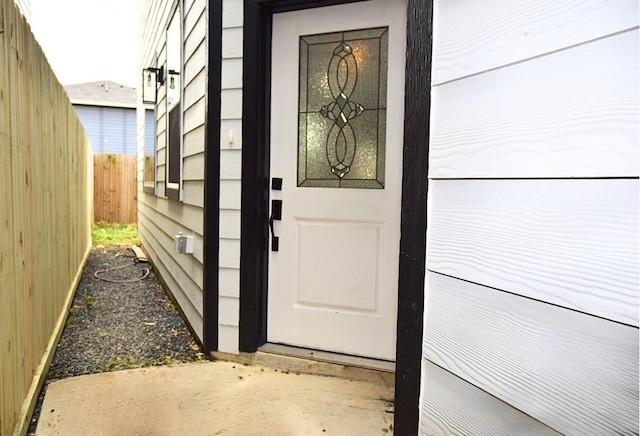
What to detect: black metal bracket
<box><xmin>271</xmin><ymin>177</ymin><xmax>282</xmax><ymax>190</ymax></box>
<box><xmin>271</xmin><ymin>199</ymin><xmax>282</xmax><ymax>220</ymax></box>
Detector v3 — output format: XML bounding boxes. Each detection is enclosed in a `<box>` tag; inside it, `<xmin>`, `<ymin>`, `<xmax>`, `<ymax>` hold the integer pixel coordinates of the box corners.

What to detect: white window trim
<box><xmin>142</xmin><ymin>102</ymin><xmax>157</xmax><ymax>194</ymax></box>
<box><xmin>165</xmin><ymin>1</ymin><xmax>183</xmax><ymax>200</ymax></box>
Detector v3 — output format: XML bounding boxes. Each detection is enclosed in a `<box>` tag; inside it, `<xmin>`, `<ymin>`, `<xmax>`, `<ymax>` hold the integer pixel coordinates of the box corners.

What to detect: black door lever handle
<box><xmin>269</xmin><ymin>200</ymin><xmax>282</xmax><ymax>251</ymax></box>
<box><xmin>269</xmin><ymin>214</ymin><xmax>278</xmax><ymax>251</ymax></box>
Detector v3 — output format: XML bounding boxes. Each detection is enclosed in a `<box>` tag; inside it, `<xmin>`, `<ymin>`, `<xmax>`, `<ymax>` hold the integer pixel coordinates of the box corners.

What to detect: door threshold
<box><xmin>210</xmin><ymin>346</ymin><xmax>395</xmax><ymax>386</ymax></box>
<box><xmin>259</xmin><ymin>343</ymin><xmax>395</xmax><ymax>373</ymax></box>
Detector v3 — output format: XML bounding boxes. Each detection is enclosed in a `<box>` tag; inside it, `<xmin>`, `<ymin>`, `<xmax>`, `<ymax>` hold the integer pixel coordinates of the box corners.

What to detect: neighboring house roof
<box><xmin>64</xmin><ymin>80</ymin><xmax>137</xmax><ymax>108</ymax></box>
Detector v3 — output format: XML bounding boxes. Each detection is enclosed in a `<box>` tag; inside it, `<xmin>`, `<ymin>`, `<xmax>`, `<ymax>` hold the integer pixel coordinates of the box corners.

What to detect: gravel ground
<box><xmin>27</xmin><ymin>246</ymin><xmax>206</xmax><ymax>435</ymax></box>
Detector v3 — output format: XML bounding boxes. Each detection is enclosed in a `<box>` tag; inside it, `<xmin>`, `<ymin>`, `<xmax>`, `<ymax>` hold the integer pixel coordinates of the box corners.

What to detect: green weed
<box><xmin>92</xmin><ymin>221</ymin><xmax>138</xmax><ymax>246</ymax></box>
<box><xmin>83</xmin><ymin>296</ymin><xmax>96</xmax><ymax>309</ymax></box>
<box><xmin>104</xmin><ymin>356</ymin><xmax>149</xmax><ymax>371</ymax></box>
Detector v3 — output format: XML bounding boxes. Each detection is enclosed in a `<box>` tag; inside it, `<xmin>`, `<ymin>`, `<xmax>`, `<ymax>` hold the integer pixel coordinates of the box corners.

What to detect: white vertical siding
<box><xmin>420</xmin><ymin>0</ymin><xmax>639</xmax><ymax>434</ymax></box>
<box><xmin>137</xmin><ymin>0</ymin><xmax>207</xmax><ymax>341</ymax></box>
<box><xmin>216</xmin><ymin>0</ymin><xmax>244</xmax><ymax>354</ymax></box>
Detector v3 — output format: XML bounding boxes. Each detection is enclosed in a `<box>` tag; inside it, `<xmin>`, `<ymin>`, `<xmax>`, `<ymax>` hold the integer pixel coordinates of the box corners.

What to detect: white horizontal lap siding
<box><xmin>138</xmin><ymin>207</ymin><xmax>204</xmax><ymax>306</ymax></box>
<box><xmin>217</xmin><ymin>0</ymin><xmax>243</xmax><ymax>354</ymax></box>
<box><xmin>428</xmin><ymin>179</ymin><xmax>639</xmax><ymax>325</ymax></box>
<box><xmin>431</xmin><ymin>0</ymin><xmax>639</xmax><ymax>85</ymax></box>
<box><xmin>421</xmin><ymin>1</ymin><xmax>639</xmax><ymax>434</ymax></box>
<box><xmin>420</xmin><ymin>361</ymin><xmax>561</xmax><ymax>436</ymax></box>
<box><xmin>136</xmin><ymin>0</ymin><xmax>207</xmax><ymax>342</ymax></box>
<box><xmin>423</xmin><ymin>273</ymin><xmax>638</xmax><ymax>435</ymax></box>
<box><xmin>183</xmin><ymin>123</ymin><xmax>205</xmax><ymax>157</ymax></box>
<box><xmin>430</xmin><ymin>30</ymin><xmax>639</xmax><ymax>178</ymax></box>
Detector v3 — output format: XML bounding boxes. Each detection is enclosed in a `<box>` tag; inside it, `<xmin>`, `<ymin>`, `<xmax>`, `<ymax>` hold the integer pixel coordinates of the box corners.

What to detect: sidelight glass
<box><xmin>298</xmin><ymin>27</ymin><xmax>388</xmax><ymax>188</ymax></box>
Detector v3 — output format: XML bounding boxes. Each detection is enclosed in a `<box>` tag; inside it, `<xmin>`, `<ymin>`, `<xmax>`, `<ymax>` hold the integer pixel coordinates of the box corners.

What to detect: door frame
<box><xmin>239</xmin><ymin>0</ymin><xmax>432</xmax><ymax>433</ymax></box>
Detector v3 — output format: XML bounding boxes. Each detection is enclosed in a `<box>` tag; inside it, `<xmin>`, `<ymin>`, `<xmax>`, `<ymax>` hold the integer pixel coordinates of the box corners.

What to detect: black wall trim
<box><xmin>394</xmin><ymin>1</ymin><xmax>432</xmax><ymax>433</ymax></box>
<box><xmin>239</xmin><ymin>0</ymin><xmax>270</xmax><ymax>351</ymax></box>
<box><xmin>202</xmin><ymin>0</ymin><xmax>223</xmax><ymax>352</ymax></box>
<box><xmin>239</xmin><ymin>0</ymin><xmax>432</xmax><ymax>433</ymax></box>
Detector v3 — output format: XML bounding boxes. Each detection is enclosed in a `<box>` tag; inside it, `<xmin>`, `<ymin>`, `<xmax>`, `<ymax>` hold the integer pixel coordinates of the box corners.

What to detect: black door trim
<box><xmin>394</xmin><ymin>3</ymin><xmax>432</xmax><ymax>433</ymax></box>
<box><xmin>239</xmin><ymin>0</ymin><xmax>432</xmax><ymax>433</ymax></box>
<box><xmin>202</xmin><ymin>0</ymin><xmax>223</xmax><ymax>352</ymax></box>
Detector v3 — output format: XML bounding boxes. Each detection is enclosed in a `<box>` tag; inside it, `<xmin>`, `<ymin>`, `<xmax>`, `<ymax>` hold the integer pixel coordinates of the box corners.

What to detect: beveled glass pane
<box><xmin>297</xmin><ymin>27</ymin><xmax>388</xmax><ymax>189</ymax></box>
<box><xmin>344</xmin><ymin>27</ymin><xmax>388</xmax><ymax>40</ymax></box>
<box><xmin>298</xmin><ymin>115</ymin><xmax>307</xmax><ymax>183</ymax></box>
<box><xmin>303</xmin><ymin>113</ymin><xmax>333</xmax><ymax>179</ymax></box>
<box><xmin>298</xmin><ymin>40</ymin><xmax>308</xmax><ymax>112</ymax></box>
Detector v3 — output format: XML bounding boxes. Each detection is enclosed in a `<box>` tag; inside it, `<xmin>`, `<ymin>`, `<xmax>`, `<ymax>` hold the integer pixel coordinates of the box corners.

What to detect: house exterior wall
<box><xmin>217</xmin><ymin>0</ymin><xmax>243</xmax><ymax>353</ymax></box>
<box><xmin>74</xmin><ymin>105</ymin><xmax>137</xmax><ymax>154</ymax></box>
<box><xmin>419</xmin><ymin>1</ymin><xmax>639</xmax><ymax>434</ymax></box>
<box><xmin>135</xmin><ymin>2</ymin><xmax>639</xmax><ymax>430</ymax></box>
<box><xmin>137</xmin><ymin>0</ymin><xmax>207</xmax><ymax>341</ymax></box>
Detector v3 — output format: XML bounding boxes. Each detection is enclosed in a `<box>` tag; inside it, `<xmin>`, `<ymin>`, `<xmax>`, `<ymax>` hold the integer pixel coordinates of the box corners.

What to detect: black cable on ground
<box><xmin>94</xmin><ymin>251</ymin><xmax>150</xmax><ymax>283</ymax></box>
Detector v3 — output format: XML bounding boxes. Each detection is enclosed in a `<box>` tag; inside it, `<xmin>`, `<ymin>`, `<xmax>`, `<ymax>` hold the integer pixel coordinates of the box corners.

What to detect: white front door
<box><xmin>267</xmin><ymin>0</ymin><xmax>406</xmax><ymax>361</ymax></box>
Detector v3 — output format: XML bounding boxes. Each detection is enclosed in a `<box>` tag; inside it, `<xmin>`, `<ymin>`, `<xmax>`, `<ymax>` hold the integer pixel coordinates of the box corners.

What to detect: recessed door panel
<box><xmin>296</xmin><ymin>220</ymin><xmax>382</xmax><ymax>313</ymax></box>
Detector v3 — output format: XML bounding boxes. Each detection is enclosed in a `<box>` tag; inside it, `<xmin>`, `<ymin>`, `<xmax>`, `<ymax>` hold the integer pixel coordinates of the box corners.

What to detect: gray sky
<box><xmin>30</xmin><ymin>0</ymin><xmax>139</xmax><ymax>87</ymax></box>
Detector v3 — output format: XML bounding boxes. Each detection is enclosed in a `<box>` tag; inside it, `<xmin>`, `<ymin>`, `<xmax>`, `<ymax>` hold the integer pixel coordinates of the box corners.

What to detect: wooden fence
<box><xmin>0</xmin><ymin>1</ymin><xmax>92</xmax><ymax>434</ymax></box>
<box><xmin>94</xmin><ymin>154</ymin><xmax>138</xmax><ymax>224</ymax></box>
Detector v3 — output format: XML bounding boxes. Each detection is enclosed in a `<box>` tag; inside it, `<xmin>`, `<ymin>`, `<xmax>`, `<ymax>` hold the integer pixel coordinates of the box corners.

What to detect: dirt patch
<box><xmin>28</xmin><ymin>246</ymin><xmax>206</xmax><ymax>434</ymax></box>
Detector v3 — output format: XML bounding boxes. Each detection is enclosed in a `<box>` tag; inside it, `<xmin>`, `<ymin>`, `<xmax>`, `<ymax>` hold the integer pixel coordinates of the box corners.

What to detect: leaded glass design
<box><xmin>298</xmin><ymin>27</ymin><xmax>388</xmax><ymax>188</ymax></box>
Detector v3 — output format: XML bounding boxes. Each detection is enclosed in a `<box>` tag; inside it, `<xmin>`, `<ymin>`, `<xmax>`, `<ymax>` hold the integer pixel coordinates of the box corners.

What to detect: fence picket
<box><xmin>0</xmin><ymin>0</ymin><xmax>92</xmax><ymax>433</ymax></box>
<box><xmin>93</xmin><ymin>153</ymin><xmax>138</xmax><ymax>224</ymax></box>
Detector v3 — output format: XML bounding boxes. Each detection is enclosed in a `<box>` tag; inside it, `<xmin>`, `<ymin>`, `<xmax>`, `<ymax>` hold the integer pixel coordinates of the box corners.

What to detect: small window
<box><xmin>143</xmin><ymin>108</ymin><xmax>156</xmax><ymax>193</ymax></box>
<box><xmin>165</xmin><ymin>3</ymin><xmax>182</xmax><ymax>200</ymax></box>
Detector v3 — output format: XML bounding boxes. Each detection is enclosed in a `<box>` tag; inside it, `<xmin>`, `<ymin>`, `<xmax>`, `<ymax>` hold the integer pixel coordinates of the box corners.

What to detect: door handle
<box><xmin>269</xmin><ymin>199</ymin><xmax>282</xmax><ymax>252</ymax></box>
<box><xmin>269</xmin><ymin>214</ymin><xmax>278</xmax><ymax>252</ymax></box>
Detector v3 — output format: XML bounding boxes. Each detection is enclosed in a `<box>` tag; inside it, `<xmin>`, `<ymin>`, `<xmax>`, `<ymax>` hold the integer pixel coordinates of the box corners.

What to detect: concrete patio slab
<box><xmin>36</xmin><ymin>360</ymin><xmax>394</xmax><ymax>435</ymax></box>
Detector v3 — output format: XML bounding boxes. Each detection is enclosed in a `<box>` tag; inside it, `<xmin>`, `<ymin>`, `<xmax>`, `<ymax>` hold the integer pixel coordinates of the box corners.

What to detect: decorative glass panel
<box><xmin>298</xmin><ymin>27</ymin><xmax>388</xmax><ymax>189</ymax></box>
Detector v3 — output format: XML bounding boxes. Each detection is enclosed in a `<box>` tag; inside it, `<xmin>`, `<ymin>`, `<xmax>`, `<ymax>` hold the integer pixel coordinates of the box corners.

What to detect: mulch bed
<box><xmin>27</xmin><ymin>246</ymin><xmax>206</xmax><ymax>435</ymax></box>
